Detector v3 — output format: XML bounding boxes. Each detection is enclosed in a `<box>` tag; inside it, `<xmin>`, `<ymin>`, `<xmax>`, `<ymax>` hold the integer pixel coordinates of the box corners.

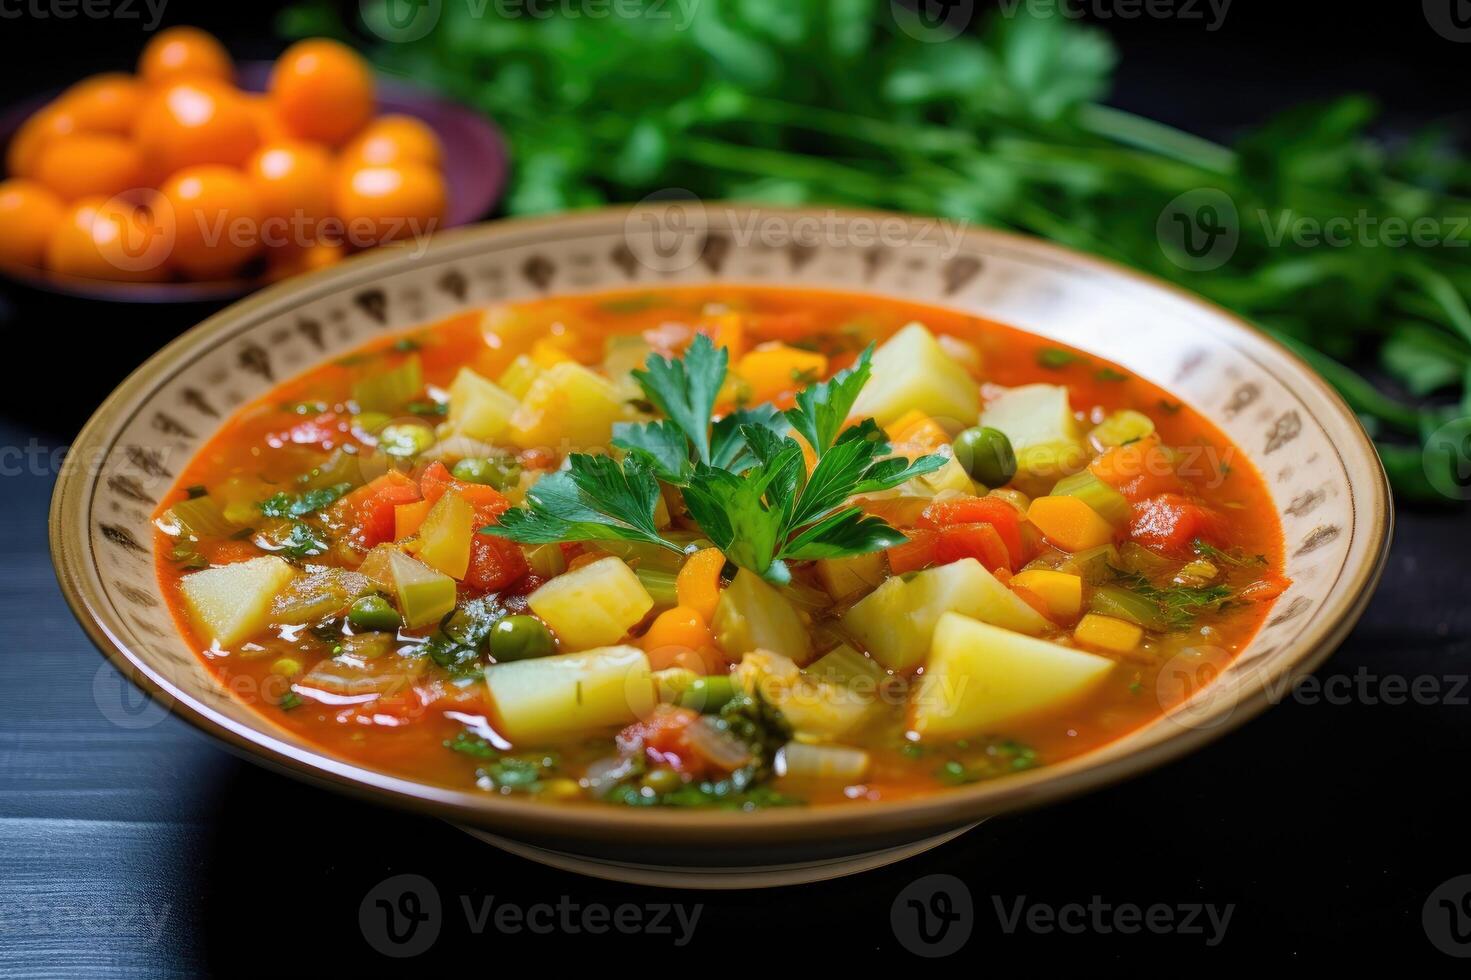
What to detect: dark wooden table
<box><xmin>4</xmin><ymin>406</ymin><xmax>1469</xmax><ymax>972</ymax></box>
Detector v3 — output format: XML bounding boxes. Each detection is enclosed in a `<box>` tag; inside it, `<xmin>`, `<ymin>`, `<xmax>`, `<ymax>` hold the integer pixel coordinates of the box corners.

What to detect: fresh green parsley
<box><xmin>258</xmin><ymin>483</ymin><xmax>352</xmax><ymax>519</ymax></box>
<box><xmin>485</xmin><ymin>335</ymin><xmax>946</xmax><ymax>585</ymax></box>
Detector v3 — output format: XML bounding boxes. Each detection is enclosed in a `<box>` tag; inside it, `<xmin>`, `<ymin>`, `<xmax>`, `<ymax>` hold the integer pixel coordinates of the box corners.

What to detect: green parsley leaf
<box><xmin>784</xmin><ymin>345</ymin><xmax>874</xmax><ymax>455</ymax></box>
<box><xmin>612</xmin><ymin>419</ymin><xmax>693</xmax><ymax>484</ymax></box>
<box><xmin>259</xmin><ymin>483</ymin><xmax>352</xmax><ymax>519</ymax></box>
<box><xmin>483</xmin><ymin>453</ymin><xmax>680</xmax><ymax>553</ymax></box>
<box><xmin>630</xmin><ymin>333</ymin><xmax>726</xmax><ymax>464</ymax></box>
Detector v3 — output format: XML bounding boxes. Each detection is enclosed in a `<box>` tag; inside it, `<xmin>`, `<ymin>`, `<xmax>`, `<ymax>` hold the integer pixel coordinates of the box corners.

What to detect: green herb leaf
<box><xmin>484</xmin><ymin>453</ymin><xmax>680</xmax><ymax>552</ymax></box>
<box><xmin>784</xmin><ymin>344</ymin><xmax>873</xmax><ymax>454</ymax></box>
<box><xmin>259</xmin><ymin>483</ymin><xmax>352</xmax><ymax>519</ymax></box>
<box><xmin>631</xmin><ymin>333</ymin><xmax>726</xmax><ymax>464</ymax></box>
<box><xmin>612</xmin><ymin>419</ymin><xmax>693</xmax><ymax>484</ymax></box>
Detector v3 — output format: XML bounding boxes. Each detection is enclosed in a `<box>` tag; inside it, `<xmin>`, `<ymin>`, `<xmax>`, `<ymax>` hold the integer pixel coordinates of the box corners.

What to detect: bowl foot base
<box><xmin>454</xmin><ymin>821</ymin><xmax>982</xmax><ymax>889</ymax></box>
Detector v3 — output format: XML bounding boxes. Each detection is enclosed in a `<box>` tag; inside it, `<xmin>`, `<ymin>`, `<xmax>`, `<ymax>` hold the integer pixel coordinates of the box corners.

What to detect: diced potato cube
<box><xmin>448</xmin><ymin>367</ymin><xmax>519</xmax><ymax>442</ymax></box>
<box><xmin>1074</xmin><ymin>613</ymin><xmax>1144</xmax><ymax>653</ymax></box>
<box><xmin>1011</xmin><ymin>570</ymin><xmax>1083</xmax><ymax>621</ymax></box>
<box><xmin>485</xmin><ymin>645</ymin><xmax>655</xmax><ymax>743</ymax></box>
<box><xmin>910</xmin><ymin>612</ymin><xmax>1115</xmax><ymax>739</ymax></box>
<box><xmin>508</xmin><ymin>361</ymin><xmax>633</xmax><ymax>452</ymax></box>
<box><xmin>908</xmin><ymin>453</ymin><xmax>975</xmax><ymax>497</ymax></box>
<box><xmin>1027</xmin><ymin>495</ymin><xmax>1117</xmax><ymax>552</ymax></box>
<box><xmin>180</xmin><ymin>556</ymin><xmax>299</xmax><ymax>648</ymax></box>
<box><xmin>387</xmin><ymin>549</ymin><xmax>456</xmax><ymax>628</ymax></box>
<box><xmin>979</xmin><ymin>383</ymin><xmax>1087</xmax><ymax>483</ymax></box>
<box><xmin>842</xmin><ymin>558</ymin><xmax>1048</xmax><ymax>672</ymax></box>
<box><xmin>415</xmin><ymin>489</ymin><xmax>475</xmax><ymax>580</ymax></box>
<box><xmin>528</xmin><ymin>556</ymin><xmax>654</xmax><ymax>650</ymax></box>
<box><xmin>816</xmin><ymin>551</ymin><xmax>886</xmax><ymax>600</ymax></box>
<box><xmin>711</xmin><ymin>569</ymin><xmax>812</xmax><ymax>665</ymax></box>
<box><xmin>851</xmin><ymin>323</ymin><xmax>980</xmax><ymax>429</ymax></box>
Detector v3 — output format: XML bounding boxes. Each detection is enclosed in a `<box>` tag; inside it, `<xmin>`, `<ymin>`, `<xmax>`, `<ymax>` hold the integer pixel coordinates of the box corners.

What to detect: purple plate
<box><xmin>0</xmin><ymin>60</ymin><xmax>508</xmax><ymax>304</ymax></box>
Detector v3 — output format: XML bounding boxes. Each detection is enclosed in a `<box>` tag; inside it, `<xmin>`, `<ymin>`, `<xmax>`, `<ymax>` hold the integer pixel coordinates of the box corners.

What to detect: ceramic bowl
<box><xmin>51</xmin><ymin>205</ymin><xmax>1391</xmax><ymax>888</ymax></box>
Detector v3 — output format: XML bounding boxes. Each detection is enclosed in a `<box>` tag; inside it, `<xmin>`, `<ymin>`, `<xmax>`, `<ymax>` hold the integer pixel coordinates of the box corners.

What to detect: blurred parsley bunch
<box><xmin>286</xmin><ymin>0</ymin><xmax>1471</xmax><ymax>501</ymax></box>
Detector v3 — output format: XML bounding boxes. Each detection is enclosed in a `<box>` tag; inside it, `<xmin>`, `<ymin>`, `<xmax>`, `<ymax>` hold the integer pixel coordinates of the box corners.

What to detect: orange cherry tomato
<box><xmin>34</xmin><ymin>134</ymin><xmax>144</xmax><ymax>202</ymax></box>
<box><xmin>45</xmin><ymin>195</ymin><xmax>171</xmax><ymax>282</ymax></box>
<box><xmin>57</xmin><ymin>73</ymin><xmax>146</xmax><ymax>136</ymax></box>
<box><xmin>341</xmin><ymin>114</ymin><xmax>442</xmax><ymax>168</ymax></box>
<box><xmin>269</xmin><ymin>39</ymin><xmax>375</xmax><ymax>147</ymax></box>
<box><xmin>159</xmin><ymin>166</ymin><xmax>262</xmax><ymax>280</ymax></box>
<box><xmin>240</xmin><ymin>93</ymin><xmax>290</xmax><ymax>144</ymax></box>
<box><xmin>138</xmin><ymin>26</ymin><xmax>233</xmax><ymax>86</ymax></box>
<box><xmin>0</xmin><ymin>180</ymin><xmax>65</xmax><ymax>268</ymax></box>
<box><xmin>265</xmin><ymin>239</ymin><xmax>344</xmax><ymax>281</ymax></box>
<box><xmin>134</xmin><ymin>80</ymin><xmax>259</xmax><ymax>179</ymax></box>
<box><xmin>333</xmin><ymin>162</ymin><xmax>446</xmax><ymax>248</ymax></box>
<box><xmin>245</xmin><ymin>141</ymin><xmax>334</xmax><ymax>248</ymax></box>
<box><xmin>5</xmin><ymin>105</ymin><xmax>81</xmax><ymax>179</ymax></box>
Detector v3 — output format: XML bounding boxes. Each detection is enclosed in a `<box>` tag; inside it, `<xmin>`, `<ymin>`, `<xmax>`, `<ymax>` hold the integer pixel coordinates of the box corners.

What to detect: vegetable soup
<box><xmin>154</xmin><ymin>287</ymin><xmax>1288</xmax><ymax>809</ymax></box>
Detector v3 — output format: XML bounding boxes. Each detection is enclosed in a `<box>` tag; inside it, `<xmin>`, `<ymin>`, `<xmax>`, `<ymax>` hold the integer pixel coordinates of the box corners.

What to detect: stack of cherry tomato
<box><xmin>0</xmin><ymin>27</ymin><xmax>448</xmax><ymax>284</ymax></box>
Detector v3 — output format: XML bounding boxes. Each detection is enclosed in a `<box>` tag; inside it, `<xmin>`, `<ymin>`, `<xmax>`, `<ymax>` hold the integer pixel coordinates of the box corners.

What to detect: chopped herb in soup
<box><xmin>154</xmin><ymin>287</ymin><xmax>1289</xmax><ymax>808</ymax></box>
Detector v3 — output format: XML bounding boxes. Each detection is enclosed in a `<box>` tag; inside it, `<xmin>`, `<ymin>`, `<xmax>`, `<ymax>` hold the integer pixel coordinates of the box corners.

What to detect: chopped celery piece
<box><xmin>1052</xmin><ymin>543</ymin><xmax>1120</xmax><ymax>585</ymax></box>
<box><xmin>1088</xmin><ymin>584</ymin><xmax>1169</xmax><ymax>631</ymax></box>
<box><xmin>180</xmin><ymin>556</ymin><xmax>299</xmax><ymax>647</ymax></box>
<box><xmin>807</xmin><ymin>644</ymin><xmax>885</xmax><ymax>686</ymax></box>
<box><xmin>712</xmin><ymin>569</ymin><xmax>812</xmax><ymax>665</ymax></box>
<box><xmin>497</xmin><ymin>354</ymin><xmax>542</xmax><ymax>399</ymax></box>
<box><xmin>1088</xmin><ymin>409</ymin><xmax>1156</xmax><ymax>451</ymax></box>
<box><xmin>636</xmin><ymin>568</ymin><xmax>679</xmax><ymax>608</ymax></box>
<box><xmin>521</xmin><ymin>543</ymin><xmax>567</xmax><ymax>578</ymax></box>
<box><xmin>270</xmin><ymin>568</ymin><xmax>374</xmax><ymax>623</ymax></box>
<box><xmin>217</xmin><ymin>476</ymin><xmax>270</xmax><ymax>526</ymax></box>
<box><xmin>353</xmin><ymin>354</ymin><xmax>422</xmax><ymax>413</ymax></box>
<box><xmin>299</xmin><ymin>449</ymin><xmax>366</xmax><ymax>492</ymax></box>
<box><xmin>415</xmin><ymin>490</ymin><xmax>475</xmax><ymax>580</ymax></box>
<box><xmin>1051</xmin><ymin>470</ymin><xmax>1132</xmax><ymax>526</ymax></box>
<box><xmin>735</xmin><ymin>650</ymin><xmax>874</xmax><ymax>737</ymax></box>
<box><xmin>169</xmin><ymin>495</ymin><xmax>236</xmax><ymax>538</ymax></box>
<box><xmin>387</xmin><ymin>549</ymin><xmax>456</xmax><ymax>628</ymax></box>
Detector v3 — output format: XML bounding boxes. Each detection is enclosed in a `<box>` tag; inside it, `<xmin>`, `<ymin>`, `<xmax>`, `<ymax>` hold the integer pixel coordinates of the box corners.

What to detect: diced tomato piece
<box><xmin>617</xmin><ymin>706</ymin><xmax>707</xmax><ymax>776</ymax></box>
<box><xmin>269</xmin><ymin>412</ymin><xmax>350</xmax><ymax>452</ymax></box>
<box><xmin>886</xmin><ymin>528</ymin><xmax>940</xmax><ymax>574</ymax></box>
<box><xmin>463</xmin><ymin>532</ymin><xmax>528</xmax><ymax>593</ymax></box>
<box><xmin>335</xmin><ymin>471</ymin><xmax>422</xmax><ymax>550</ymax></box>
<box><xmin>746</xmin><ymin>311</ymin><xmax>815</xmax><ymax>341</ymax></box>
<box><xmin>1129</xmin><ymin>493</ymin><xmax>1225</xmax><ymax>559</ymax></box>
<box><xmin>936</xmin><ymin>522</ymin><xmax>1013</xmax><ymax>572</ymax></box>
<box><xmin>918</xmin><ymin>495</ymin><xmax>1025</xmax><ymax>569</ymax></box>
<box><xmin>419</xmin><ymin>461</ymin><xmax>511</xmax><ymax>515</ymax></box>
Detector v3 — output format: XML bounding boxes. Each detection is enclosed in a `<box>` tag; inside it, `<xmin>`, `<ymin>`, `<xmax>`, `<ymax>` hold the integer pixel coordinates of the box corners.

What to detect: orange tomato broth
<box><xmin>154</xmin><ymin>286</ymin><xmax>1286</xmax><ymax>806</ymax></box>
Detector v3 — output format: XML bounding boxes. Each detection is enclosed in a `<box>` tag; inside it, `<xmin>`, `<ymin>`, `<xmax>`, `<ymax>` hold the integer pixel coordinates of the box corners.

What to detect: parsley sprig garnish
<box><xmin>484</xmin><ymin>335</ymin><xmax>946</xmax><ymax>584</ymax></box>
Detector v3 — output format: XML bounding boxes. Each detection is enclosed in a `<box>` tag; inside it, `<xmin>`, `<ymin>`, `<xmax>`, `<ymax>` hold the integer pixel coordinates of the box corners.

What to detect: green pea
<box><xmin>452</xmin><ymin>456</ymin><xmax>521</xmax><ymax>489</ymax></box>
<box><xmin>641</xmin><ymin>768</ymin><xmax>684</xmax><ymax>794</ymax></box>
<box><xmin>348</xmin><ymin>594</ymin><xmax>402</xmax><ymax>632</ymax></box>
<box><xmin>953</xmin><ymin>426</ymin><xmax>1017</xmax><ymax>488</ymax></box>
<box><xmin>488</xmin><ymin>615</ymin><xmax>555</xmax><ymax>662</ymax></box>
<box><xmin>677</xmin><ymin>674</ymin><xmax>737</xmax><ymax>714</ymax></box>
<box><xmin>378</xmin><ymin>422</ymin><xmax>435</xmax><ymax>458</ymax></box>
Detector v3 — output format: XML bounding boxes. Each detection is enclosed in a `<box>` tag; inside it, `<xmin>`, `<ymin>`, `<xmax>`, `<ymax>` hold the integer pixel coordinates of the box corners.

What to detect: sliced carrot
<box><xmin>696</xmin><ymin>312</ymin><xmax>745</xmax><ymax>359</ymax></box>
<box><xmin>746</xmin><ymin>311</ymin><xmax>816</xmax><ymax>341</ymax></box>
<box><xmin>675</xmin><ymin>547</ymin><xmax>725</xmax><ymax>622</ymax></box>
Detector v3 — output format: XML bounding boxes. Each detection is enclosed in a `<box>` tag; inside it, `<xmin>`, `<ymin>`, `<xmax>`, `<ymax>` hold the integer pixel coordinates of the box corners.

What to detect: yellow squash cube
<box><xmin>1011</xmin><ymin>569</ymin><xmax>1083</xmax><ymax>620</ymax></box>
<box><xmin>414</xmin><ymin>490</ymin><xmax>475</xmax><ymax>580</ymax></box>
<box><xmin>527</xmin><ymin>556</ymin><xmax>654</xmax><ymax>650</ymax></box>
<box><xmin>1073</xmin><ymin>613</ymin><xmax>1144</xmax><ymax>653</ymax></box>
<box><xmin>910</xmin><ymin>612</ymin><xmax>1115</xmax><ymax>739</ymax></box>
